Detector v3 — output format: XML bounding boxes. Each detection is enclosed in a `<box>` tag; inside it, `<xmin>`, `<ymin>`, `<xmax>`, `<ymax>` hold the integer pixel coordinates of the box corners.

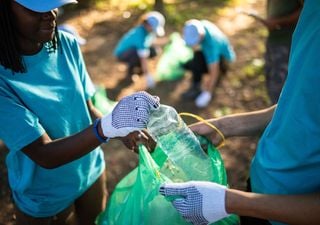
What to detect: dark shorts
<box><xmin>14</xmin><ymin>204</ymin><xmax>76</xmax><ymax>225</ymax></box>
<box><xmin>183</xmin><ymin>50</ymin><xmax>228</xmax><ymax>85</ymax></box>
<box><xmin>117</xmin><ymin>47</ymin><xmax>157</xmax><ymax>76</ymax></box>
<box><xmin>14</xmin><ymin>172</ymin><xmax>107</xmax><ymax>225</ymax></box>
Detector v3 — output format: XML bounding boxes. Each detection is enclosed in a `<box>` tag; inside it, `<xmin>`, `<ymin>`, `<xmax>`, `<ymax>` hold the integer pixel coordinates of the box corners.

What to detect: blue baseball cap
<box><xmin>183</xmin><ymin>19</ymin><xmax>205</xmax><ymax>47</ymax></box>
<box><xmin>146</xmin><ymin>11</ymin><xmax>165</xmax><ymax>37</ymax></box>
<box><xmin>15</xmin><ymin>0</ymin><xmax>78</xmax><ymax>13</ymax></box>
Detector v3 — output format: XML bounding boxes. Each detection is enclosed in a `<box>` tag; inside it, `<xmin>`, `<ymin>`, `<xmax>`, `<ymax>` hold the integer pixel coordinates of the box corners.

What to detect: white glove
<box><xmin>101</xmin><ymin>91</ymin><xmax>160</xmax><ymax>138</ymax></box>
<box><xmin>159</xmin><ymin>181</ymin><xmax>229</xmax><ymax>225</ymax></box>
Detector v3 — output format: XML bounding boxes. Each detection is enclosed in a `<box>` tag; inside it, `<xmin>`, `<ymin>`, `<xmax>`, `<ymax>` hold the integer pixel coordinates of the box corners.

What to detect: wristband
<box><xmin>94</xmin><ymin>118</ymin><xmax>110</xmax><ymax>143</ymax></box>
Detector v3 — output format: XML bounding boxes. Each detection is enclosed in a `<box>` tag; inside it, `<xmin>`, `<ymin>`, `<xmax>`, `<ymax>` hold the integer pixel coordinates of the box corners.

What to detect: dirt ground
<box><xmin>0</xmin><ymin>1</ymin><xmax>269</xmax><ymax>224</ymax></box>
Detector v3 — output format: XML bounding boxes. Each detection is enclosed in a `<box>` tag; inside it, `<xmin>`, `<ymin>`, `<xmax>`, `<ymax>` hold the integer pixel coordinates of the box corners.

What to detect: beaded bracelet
<box><xmin>94</xmin><ymin>118</ymin><xmax>110</xmax><ymax>143</ymax></box>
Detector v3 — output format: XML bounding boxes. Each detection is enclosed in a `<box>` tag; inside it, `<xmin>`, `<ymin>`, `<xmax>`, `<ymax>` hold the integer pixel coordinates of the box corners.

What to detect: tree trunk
<box><xmin>154</xmin><ymin>0</ymin><xmax>165</xmax><ymax>15</ymax></box>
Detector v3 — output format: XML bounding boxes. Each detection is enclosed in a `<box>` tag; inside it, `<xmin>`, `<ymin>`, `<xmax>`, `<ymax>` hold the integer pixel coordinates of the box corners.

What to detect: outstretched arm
<box><xmin>189</xmin><ymin>105</ymin><xmax>276</xmax><ymax>145</ymax></box>
<box><xmin>160</xmin><ymin>181</ymin><xmax>320</xmax><ymax>225</ymax></box>
<box><xmin>238</xmin><ymin>3</ymin><xmax>302</xmax><ymax>31</ymax></box>
<box><xmin>264</xmin><ymin>5</ymin><xmax>302</xmax><ymax>31</ymax></box>
<box><xmin>204</xmin><ymin>62</ymin><xmax>219</xmax><ymax>92</ymax></box>
<box><xmin>140</xmin><ymin>56</ymin><xmax>150</xmax><ymax>75</ymax></box>
<box><xmin>22</xmin><ymin>91</ymin><xmax>160</xmax><ymax>169</ymax></box>
<box><xmin>227</xmin><ymin>189</ymin><xmax>320</xmax><ymax>225</ymax></box>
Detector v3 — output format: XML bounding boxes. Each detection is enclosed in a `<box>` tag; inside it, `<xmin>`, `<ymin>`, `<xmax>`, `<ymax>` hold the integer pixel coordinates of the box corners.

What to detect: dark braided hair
<box><xmin>0</xmin><ymin>0</ymin><xmax>59</xmax><ymax>73</ymax></box>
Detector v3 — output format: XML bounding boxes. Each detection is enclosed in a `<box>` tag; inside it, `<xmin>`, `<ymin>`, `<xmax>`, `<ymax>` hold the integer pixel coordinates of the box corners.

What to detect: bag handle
<box><xmin>179</xmin><ymin>112</ymin><xmax>225</xmax><ymax>149</ymax></box>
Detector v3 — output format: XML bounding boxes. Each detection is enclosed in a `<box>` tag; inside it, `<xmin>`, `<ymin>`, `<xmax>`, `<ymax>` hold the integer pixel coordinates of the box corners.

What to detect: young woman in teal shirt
<box><xmin>0</xmin><ymin>1</ymin><xmax>159</xmax><ymax>224</ymax></box>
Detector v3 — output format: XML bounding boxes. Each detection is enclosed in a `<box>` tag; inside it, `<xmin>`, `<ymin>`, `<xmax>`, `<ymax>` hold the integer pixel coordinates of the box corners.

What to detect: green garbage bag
<box><xmin>91</xmin><ymin>86</ymin><xmax>117</xmax><ymax>115</ymax></box>
<box><xmin>156</xmin><ymin>32</ymin><xmax>193</xmax><ymax>81</ymax></box>
<box><xmin>96</xmin><ymin>105</ymin><xmax>239</xmax><ymax>225</ymax></box>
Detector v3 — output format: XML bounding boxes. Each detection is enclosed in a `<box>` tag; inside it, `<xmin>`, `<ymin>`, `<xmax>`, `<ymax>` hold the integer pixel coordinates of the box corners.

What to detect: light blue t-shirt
<box><xmin>251</xmin><ymin>1</ymin><xmax>320</xmax><ymax>224</ymax></box>
<box><xmin>200</xmin><ymin>20</ymin><xmax>236</xmax><ymax>64</ymax></box>
<box><xmin>0</xmin><ymin>31</ymin><xmax>105</xmax><ymax>217</ymax></box>
<box><xmin>113</xmin><ymin>25</ymin><xmax>155</xmax><ymax>57</ymax></box>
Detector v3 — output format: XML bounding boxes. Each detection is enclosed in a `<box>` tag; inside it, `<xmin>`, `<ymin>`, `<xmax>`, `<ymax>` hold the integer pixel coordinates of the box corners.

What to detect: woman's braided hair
<box><xmin>0</xmin><ymin>0</ymin><xmax>59</xmax><ymax>73</ymax></box>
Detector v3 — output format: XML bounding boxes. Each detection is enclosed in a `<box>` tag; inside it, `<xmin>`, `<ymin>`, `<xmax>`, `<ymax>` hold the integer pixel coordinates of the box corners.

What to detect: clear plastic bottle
<box><xmin>147</xmin><ymin>105</ymin><xmax>213</xmax><ymax>181</ymax></box>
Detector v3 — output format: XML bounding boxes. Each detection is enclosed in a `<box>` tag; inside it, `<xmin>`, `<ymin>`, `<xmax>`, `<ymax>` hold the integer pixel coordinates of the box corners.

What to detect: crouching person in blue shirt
<box><xmin>113</xmin><ymin>11</ymin><xmax>166</xmax><ymax>89</ymax></box>
<box><xmin>181</xmin><ymin>19</ymin><xmax>236</xmax><ymax>108</ymax></box>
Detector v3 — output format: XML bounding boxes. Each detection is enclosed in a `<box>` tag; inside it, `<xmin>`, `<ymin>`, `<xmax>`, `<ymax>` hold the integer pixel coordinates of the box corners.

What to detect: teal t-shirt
<box><xmin>251</xmin><ymin>1</ymin><xmax>320</xmax><ymax>224</ymax></box>
<box><xmin>200</xmin><ymin>20</ymin><xmax>236</xmax><ymax>64</ymax></box>
<box><xmin>0</xmin><ymin>31</ymin><xmax>105</xmax><ymax>217</ymax></box>
<box><xmin>113</xmin><ymin>25</ymin><xmax>155</xmax><ymax>57</ymax></box>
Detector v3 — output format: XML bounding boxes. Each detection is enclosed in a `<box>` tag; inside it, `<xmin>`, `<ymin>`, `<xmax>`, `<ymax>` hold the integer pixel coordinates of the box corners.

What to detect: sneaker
<box><xmin>181</xmin><ymin>84</ymin><xmax>201</xmax><ymax>100</ymax></box>
<box><xmin>195</xmin><ymin>91</ymin><xmax>212</xmax><ymax>108</ymax></box>
<box><xmin>146</xmin><ymin>74</ymin><xmax>156</xmax><ymax>89</ymax></box>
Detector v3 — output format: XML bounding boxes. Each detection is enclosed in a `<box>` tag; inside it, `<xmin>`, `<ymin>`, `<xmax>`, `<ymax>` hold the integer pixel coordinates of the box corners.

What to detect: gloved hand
<box><xmin>159</xmin><ymin>181</ymin><xmax>229</xmax><ymax>225</ymax></box>
<box><xmin>100</xmin><ymin>91</ymin><xmax>160</xmax><ymax>138</ymax></box>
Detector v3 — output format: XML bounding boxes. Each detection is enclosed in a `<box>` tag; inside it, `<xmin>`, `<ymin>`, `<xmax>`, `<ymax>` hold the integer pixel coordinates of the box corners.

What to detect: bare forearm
<box><xmin>265</xmin><ymin>6</ymin><xmax>302</xmax><ymax>30</ymax></box>
<box><xmin>204</xmin><ymin>63</ymin><xmax>219</xmax><ymax>91</ymax></box>
<box><xmin>270</xmin><ymin>9</ymin><xmax>301</xmax><ymax>27</ymax></box>
<box><xmin>189</xmin><ymin>105</ymin><xmax>276</xmax><ymax>146</ymax></box>
<box><xmin>226</xmin><ymin>189</ymin><xmax>320</xmax><ymax>225</ymax></box>
<box><xmin>209</xmin><ymin>105</ymin><xmax>276</xmax><ymax>138</ymax></box>
<box><xmin>23</xmin><ymin>124</ymin><xmax>102</xmax><ymax>169</ymax></box>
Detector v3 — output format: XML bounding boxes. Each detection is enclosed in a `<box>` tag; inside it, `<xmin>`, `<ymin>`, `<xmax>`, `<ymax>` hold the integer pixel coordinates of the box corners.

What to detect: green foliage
<box><xmin>164</xmin><ymin>0</ymin><xmax>233</xmax><ymax>28</ymax></box>
<box><xmin>72</xmin><ymin>0</ymin><xmax>236</xmax><ymax>28</ymax></box>
<box><xmin>242</xmin><ymin>58</ymin><xmax>264</xmax><ymax>78</ymax></box>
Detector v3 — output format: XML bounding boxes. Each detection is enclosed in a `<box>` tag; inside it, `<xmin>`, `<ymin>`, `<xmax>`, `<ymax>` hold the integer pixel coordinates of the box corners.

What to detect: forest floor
<box><xmin>0</xmin><ymin>0</ymin><xmax>269</xmax><ymax>224</ymax></box>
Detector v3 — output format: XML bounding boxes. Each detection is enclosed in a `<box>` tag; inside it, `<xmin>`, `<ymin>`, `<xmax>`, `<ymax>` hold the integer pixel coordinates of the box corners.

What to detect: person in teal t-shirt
<box><xmin>181</xmin><ymin>19</ymin><xmax>236</xmax><ymax>108</ymax></box>
<box><xmin>239</xmin><ymin>1</ymin><xmax>302</xmax><ymax>104</ymax></box>
<box><xmin>0</xmin><ymin>1</ymin><xmax>160</xmax><ymax>224</ymax></box>
<box><xmin>263</xmin><ymin>0</ymin><xmax>302</xmax><ymax>104</ymax></box>
<box><xmin>258</xmin><ymin>0</ymin><xmax>303</xmax><ymax>104</ymax></box>
<box><xmin>113</xmin><ymin>11</ymin><xmax>165</xmax><ymax>89</ymax></box>
<box><xmin>160</xmin><ymin>1</ymin><xmax>320</xmax><ymax>224</ymax></box>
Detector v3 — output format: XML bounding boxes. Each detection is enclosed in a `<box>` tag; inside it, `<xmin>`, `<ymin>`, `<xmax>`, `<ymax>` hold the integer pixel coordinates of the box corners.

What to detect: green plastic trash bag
<box><xmin>91</xmin><ymin>86</ymin><xmax>117</xmax><ymax>115</ymax></box>
<box><xmin>96</xmin><ymin>105</ymin><xmax>239</xmax><ymax>225</ymax></box>
<box><xmin>96</xmin><ymin>146</ymin><xmax>188</xmax><ymax>225</ymax></box>
<box><xmin>156</xmin><ymin>32</ymin><xmax>193</xmax><ymax>81</ymax></box>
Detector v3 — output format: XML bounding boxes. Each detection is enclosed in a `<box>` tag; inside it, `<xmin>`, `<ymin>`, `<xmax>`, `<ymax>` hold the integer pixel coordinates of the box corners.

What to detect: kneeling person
<box><xmin>182</xmin><ymin>19</ymin><xmax>236</xmax><ymax>108</ymax></box>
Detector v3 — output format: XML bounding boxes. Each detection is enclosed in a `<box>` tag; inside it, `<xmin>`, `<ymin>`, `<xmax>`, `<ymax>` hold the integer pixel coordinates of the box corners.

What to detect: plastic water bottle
<box><xmin>147</xmin><ymin>105</ymin><xmax>213</xmax><ymax>181</ymax></box>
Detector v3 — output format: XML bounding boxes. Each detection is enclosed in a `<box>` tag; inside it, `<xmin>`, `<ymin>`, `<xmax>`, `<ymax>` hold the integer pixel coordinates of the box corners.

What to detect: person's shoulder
<box><xmin>57</xmin><ymin>30</ymin><xmax>79</xmax><ymax>48</ymax></box>
<box><xmin>126</xmin><ymin>25</ymin><xmax>147</xmax><ymax>40</ymax></box>
<box><xmin>129</xmin><ymin>25</ymin><xmax>145</xmax><ymax>34</ymax></box>
<box><xmin>0</xmin><ymin>63</ymin><xmax>15</xmax><ymax>77</ymax></box>
<box><xmin>203</xmin><ymin>21</ymin><xmax>226</xmax><ymax>39</ymax></box>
